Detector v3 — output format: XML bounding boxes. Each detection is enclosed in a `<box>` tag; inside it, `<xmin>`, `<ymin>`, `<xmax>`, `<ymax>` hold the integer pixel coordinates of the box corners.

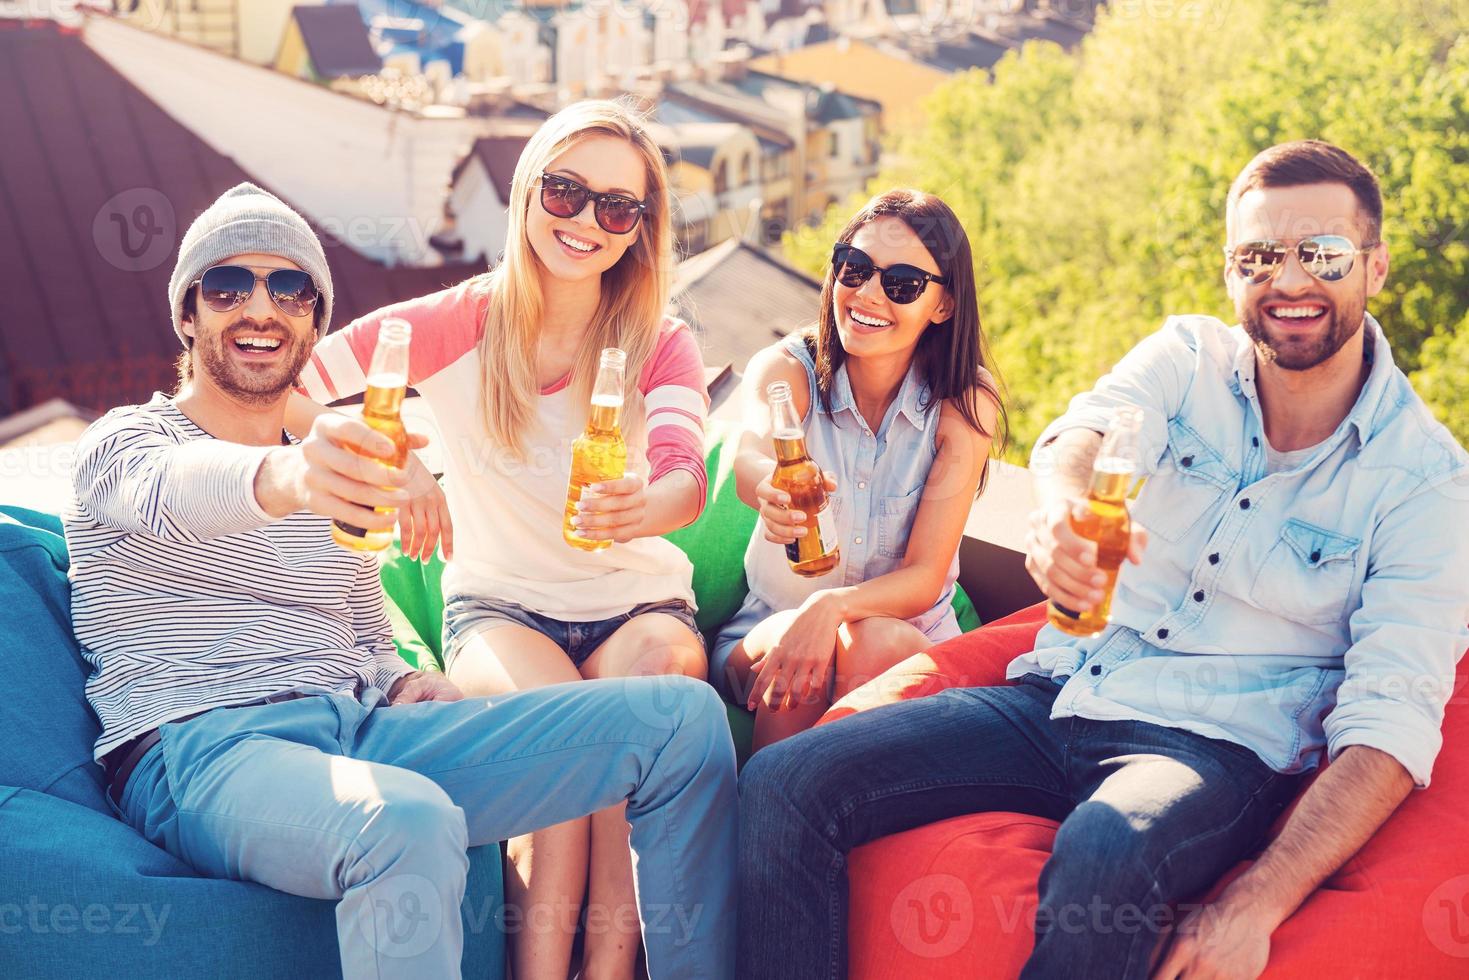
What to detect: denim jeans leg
<box><xmin>347</xmin><ymin>675</ymin><xmax>739</xmax><ymax>980</ymax></box>
<box><xmin>122</xmin><ymin>696</ymin><xmax>471</xmax><ymax>980</ymax></box>
<box><xmin>738</xmin><ymin>679</ymin><xmax>1073</xmax><ymax>980</ymax></box>
<box><xmin>1023</xmin><ymin>720</ymin><xmax>1303</xmax><ymax>980</ymax></box>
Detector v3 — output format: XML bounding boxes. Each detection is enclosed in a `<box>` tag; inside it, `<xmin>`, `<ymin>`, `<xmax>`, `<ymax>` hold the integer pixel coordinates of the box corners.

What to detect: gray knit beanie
<box><xmin>167</xmin><ymin>182</ymin><xmax>333</xmax><ymax>345</ymax></box>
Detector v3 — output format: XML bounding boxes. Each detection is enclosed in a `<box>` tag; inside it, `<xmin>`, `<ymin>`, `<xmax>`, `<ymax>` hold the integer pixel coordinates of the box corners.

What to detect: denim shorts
<box><xmin>442</xmin><ymin>595</ymin><xmax>704</xmax><ymax>671</ymax></box>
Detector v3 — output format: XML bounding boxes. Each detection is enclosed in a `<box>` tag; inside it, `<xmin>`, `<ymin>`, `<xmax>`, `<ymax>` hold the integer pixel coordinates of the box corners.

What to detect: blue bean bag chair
<box><xmin>0</xmin><ymin>505</ymin><xmax>505</xmax><ymax>980</ymax></box>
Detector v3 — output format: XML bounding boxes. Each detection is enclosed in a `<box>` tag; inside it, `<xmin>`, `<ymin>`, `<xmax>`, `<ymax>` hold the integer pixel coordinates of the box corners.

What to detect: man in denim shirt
<box><xmin>738</xmin><ymin>140</ymin><xmax>1469</xmax><ymax>979</ymax></box>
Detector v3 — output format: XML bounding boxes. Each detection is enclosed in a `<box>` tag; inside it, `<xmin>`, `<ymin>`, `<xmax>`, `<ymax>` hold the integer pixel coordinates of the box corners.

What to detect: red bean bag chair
<box><xmin>819</xmin><ymin>602</ymin><xmax>1469</xmax><ymax>978</ymax></box>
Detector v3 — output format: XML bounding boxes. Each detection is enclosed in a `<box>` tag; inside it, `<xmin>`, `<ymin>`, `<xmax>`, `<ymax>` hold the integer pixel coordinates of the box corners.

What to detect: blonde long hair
<box><xmin>476</xmin><ymin>99</ymin><xmax>674</xmax><ymax>457</ymax></box>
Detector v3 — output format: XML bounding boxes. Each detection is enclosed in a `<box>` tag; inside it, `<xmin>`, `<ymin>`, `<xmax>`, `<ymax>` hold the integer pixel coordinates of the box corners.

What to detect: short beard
<box><xmin>1241</xmin><ymin>299</ymin><xmax>1364</xmax><ymax>371</ymax></box>
<box><xmin>195</xmin><ymin>318</ymin><xmax>313</xmax><ymax>405</ymax></box>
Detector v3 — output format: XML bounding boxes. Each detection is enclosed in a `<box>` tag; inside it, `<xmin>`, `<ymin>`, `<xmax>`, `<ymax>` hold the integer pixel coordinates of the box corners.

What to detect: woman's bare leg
<box><xmin>448</xmin><ymin>625</ymin><xmax>589</xmax><ymax>980</ymax></box>
<box><xmin>729</xmin><ymin>612</ymin><xmax>933</xmax><ymax>753</ymax></box>
<box><xmin>576</xmin><ymin>613</ymin><xmax>706</xmax><ymax>980</ymax></box>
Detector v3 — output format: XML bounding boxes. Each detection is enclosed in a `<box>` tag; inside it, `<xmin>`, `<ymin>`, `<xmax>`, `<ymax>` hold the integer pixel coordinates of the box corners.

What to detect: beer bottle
<box><xmin>768</xmin><ymin>380</ymin><xmax>839</xmax><ymax>577</ymax></box>
<box><xmin>563</xmin><ymin>348</ymin><xmax>628</xmax><ymax>552</ymax></box>
<box><xmin>1047</xmin><ymin>406</ymin><xmax>1142</xmax><ymax>637</ymax></box>
<box><xmin>332</xmin><ymin>318</ymin><xmax>411</xmax><ymax>552</ymax></box>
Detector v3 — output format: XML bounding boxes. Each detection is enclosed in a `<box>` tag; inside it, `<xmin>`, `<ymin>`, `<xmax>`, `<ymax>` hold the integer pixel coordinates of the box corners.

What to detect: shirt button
<box><xmin>1252</xmin><ymin>436</ymin><xmax>1260</xmax><ymax>447</ymax></box>
<box><xmin>858</xmin><ymin>481</ymin><xmax>866</xmax><ymax>489</ymax></box>
<box><xmin>1193</xmin><ymin>590</ymin><xmax>1205</xmax><ymax>602</ymax></box>
<box><xmin>1090</xmin><ymin>664</ymin><xmax>1102</xmax><ymax>676</ymax></box>
<box><xmin>1180</xmin><ymin>456</ymin><xmax>1194</xmax><ymax>467</ymax></box>
<box><xmin>1239</xmin><ymin>498</ymin><xmax>1251</xmax><ymax>510</ymax></box>
<box><xmin>1208</xmin><ymin>553</ymin><xmax>1220</xmax><ymax>564</ymax></box>
<box><xmin>1157</xmin><ymin>628</ymin><xmax>1170</xmax><ymax>640</ymax></box>
<box><xmin>855</xmin><ymin>536</ymin><xmax>863</xmax><ymax>544</ymax></box>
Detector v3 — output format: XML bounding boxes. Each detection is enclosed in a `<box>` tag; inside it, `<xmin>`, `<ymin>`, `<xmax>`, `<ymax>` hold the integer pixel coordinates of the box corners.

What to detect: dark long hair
<box><xmin>813</xmin><ymin>188</ymin><xmax>1007</xmax><ymax>488</ymax></box>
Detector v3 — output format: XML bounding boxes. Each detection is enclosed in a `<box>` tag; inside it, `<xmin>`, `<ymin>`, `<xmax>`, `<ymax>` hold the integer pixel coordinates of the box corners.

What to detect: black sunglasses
<box><xmin>1224</xmin><ymin>235</ymin><xmax>1379</xmax><ymax>285</ymax></box>
<box><xmin>831</xmin><ymin>242</ymin><xmax>946</xmax><ymax>305</ymax></box>
<box><xmin>539</xmin><ymin>172</ymin><xmax>647</xmax><ymax>235</ymax></box>
<box><xmin>189</xmin><ymin>265</ymin><xmax>319</xmax><ymax>318</ymax></box>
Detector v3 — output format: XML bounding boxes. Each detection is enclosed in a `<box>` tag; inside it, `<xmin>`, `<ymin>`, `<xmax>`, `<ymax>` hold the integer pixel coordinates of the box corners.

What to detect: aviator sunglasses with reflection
<box><xmin>831</xmin><ymin>242</ymin><xmax>947</xmax><ymax>305</ymax></box>
<box><xmin>190</xmin><ymin>264</ymin><xmax>320</xmax><ymax>318</ymax></box>
<box><xmin>1224</xmin><ymin>234</ymin><xmax>1379</xmax><ymax>285</ymax></box>
<box><xmin>539</xmin><ymin>172</ymin><xmax>647</xmax><ymax>235</ymax></box>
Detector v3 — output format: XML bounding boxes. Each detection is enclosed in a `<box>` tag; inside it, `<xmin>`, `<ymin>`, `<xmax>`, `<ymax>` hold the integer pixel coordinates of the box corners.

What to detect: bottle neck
<box><xmin>1088</xmin><ymin>458</ymin><xmax>1133</xmax><ymax>502</ymax></box>
<box><xmin>770</xmin><ymin>394</ymin><xmax>802</xmax><ymax>434</ymax></box>
<box><xmin>362</xmin><ymin>382</ymin><xmax>406</xmax><ymax>420</ymax></box>
<box><xmin>772</xmin><ymin>431</ymin><xmax>809</xmax><ymax>466</ymax></box>
<box><xmin>587</xmin><ymin>397</ymin><xmax>621</xmax><ymax>435</ymax></box>
<box><xmin>367</xmin><ymin>338</ymin><xmax>410</xmax><ymax>386</ymax></box>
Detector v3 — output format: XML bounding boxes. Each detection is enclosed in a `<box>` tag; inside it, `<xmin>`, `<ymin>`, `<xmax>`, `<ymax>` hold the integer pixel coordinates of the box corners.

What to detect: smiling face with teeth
<box><xmin>526</xmin><ymin>136</ymin><xmax>646</xmax><ymax>287</ymax></box>
<box><xmin>181</xmin><ymin>252</ymin><xmax>316</xmax><ymax>406</ymax></box>
<box><xmin>1228</xmin><ymin>183</ymin><xmax>1389</xmax><ymax>372</ymax></box>
<box><xmin>831</xmin><ymin>217</ymin><xmax>953</xmax><ymax>364</ymax></box>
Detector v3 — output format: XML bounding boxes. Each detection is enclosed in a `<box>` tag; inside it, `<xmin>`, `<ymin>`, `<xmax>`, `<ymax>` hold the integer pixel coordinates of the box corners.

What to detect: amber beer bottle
<box><xmin>563</xmin><ymin>348</ymin><xmax>628</xmax><ymax>552</ymax></box>
<box><xmin>1047</xmin><ymin>406</ymin><xmax>1143</xmax><ymax>637</ymax></box>
<box><xmin>332</xmin><ymin>319</ymin><xmax>411</xmax><ymax>552</ymax></box>
<box><xmin>768</xmin><ymin>381</ymin><xmax>839</xmax><ymax>577</ymax></box>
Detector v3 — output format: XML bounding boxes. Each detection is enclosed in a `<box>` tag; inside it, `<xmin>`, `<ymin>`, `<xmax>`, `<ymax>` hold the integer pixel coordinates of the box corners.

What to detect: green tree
<box><xmin>784</xmin><ymin>0</ymin><xmax>1469</xmax><ymax>456</ymax></box>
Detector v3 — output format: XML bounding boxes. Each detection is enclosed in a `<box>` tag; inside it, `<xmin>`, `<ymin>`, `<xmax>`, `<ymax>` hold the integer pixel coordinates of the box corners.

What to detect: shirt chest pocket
<box><xmin>877</xmin><ymin>486</ymin><xmax>923</xmax><ymax>559</ymax></box>
<box><xmin>1137</xmin><ymin>418</ymin><xmax>1234</xmax><ymax>543</ymax></box>
<box><xmin>1249</xmin><ymin>519</ymin><xmax>1360</xmax><ymax>626</ymax></box>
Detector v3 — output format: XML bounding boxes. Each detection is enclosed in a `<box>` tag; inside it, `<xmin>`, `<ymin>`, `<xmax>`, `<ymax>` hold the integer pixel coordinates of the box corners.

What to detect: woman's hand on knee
<box><xmin>747</xmin><ymin>593</ymin><xmax>845</xmax><ymax>712</ymax></box>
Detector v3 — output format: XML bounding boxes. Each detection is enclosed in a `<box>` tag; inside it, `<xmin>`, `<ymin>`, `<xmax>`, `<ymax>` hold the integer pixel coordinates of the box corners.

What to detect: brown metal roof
<box><xmin>672</xmin><ymin>237</ymin><xmax>821</xmax><ymax>372</ymax></box>
<box><xmin>449</xmin><ymin>135</ymin><xmax>529</xmax><ymax>204</ymax></box>
<box><xmin>291</xmin><ymin>4</ymin><xmax>383</xmax><ymax>79</ymax></box>
<box><xmin>0</xmin><ymin>19</ymin><xmax>482</xmax><ymax>417</ymax></box>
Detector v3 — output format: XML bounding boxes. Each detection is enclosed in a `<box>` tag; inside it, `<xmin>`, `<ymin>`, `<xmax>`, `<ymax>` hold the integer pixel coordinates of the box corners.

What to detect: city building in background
<box><xmin>5</xmin><ymin>0</ymin><xmax>1101</xmax><ymax>419</ymax></box>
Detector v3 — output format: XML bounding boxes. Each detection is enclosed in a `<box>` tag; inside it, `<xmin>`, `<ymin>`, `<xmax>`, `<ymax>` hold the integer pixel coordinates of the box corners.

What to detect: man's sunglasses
<box><xmin>1224</xmin><ymin>235</ymin><xmax>1379</xmax><ymax>286</ymax></box>
<box><xmin>539</xmin><ymin>172</ymin><xmax>647</xmax><ymax>235</ymax></box>
<box><xmin>189</xmin><ymin>265</ymin><xmax>320</xmax><ymax>318</ymax></box>
<box><xmin>831</xmin><ymin>242</ymin><xmax>947</xmax><ymax>305</ymax></box>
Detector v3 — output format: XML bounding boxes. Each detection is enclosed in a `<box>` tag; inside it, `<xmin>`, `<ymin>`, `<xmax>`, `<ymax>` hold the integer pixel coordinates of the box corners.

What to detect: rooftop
<box><xmin>292</xmin><ymin>4</ymin><xmax>383</xmax><ymax>79</ymax></box>
<box><xmin>0</xmin><ymin>18</ymin><xmax>483</xmax><ymax>417</ymax></box>
<box><xmin>449</xmin><ymin>134</ymin><xmax>530</xmax><ymax>203</ymax></box>
<box><xmin>671</xmin><ymin>237</ymin><xmax>822</xmax><ymax>391</ymax></box>
<box><xmin>659</xmin><ymin>86</ymin><xmax>799</xmax><ymax>149</ymax></box>
<box><xmin>730</xmin><ymin>69</ymin><xmax>884</xmax><ymax>124</ymax></box>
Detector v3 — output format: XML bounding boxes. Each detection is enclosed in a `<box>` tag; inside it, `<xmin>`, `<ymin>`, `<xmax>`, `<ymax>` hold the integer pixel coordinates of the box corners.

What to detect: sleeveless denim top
<box><xmin>743</xmin><ymin>333</ymin><xmax>961</xmax><ymax>639</ymax></box>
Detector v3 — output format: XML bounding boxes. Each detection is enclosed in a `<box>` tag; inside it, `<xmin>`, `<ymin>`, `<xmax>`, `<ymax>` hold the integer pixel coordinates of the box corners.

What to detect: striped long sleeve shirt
<box><xmin>64</xmin><ymin>395</ymin><xmax>413</xmax><ymax>762</ymax></box>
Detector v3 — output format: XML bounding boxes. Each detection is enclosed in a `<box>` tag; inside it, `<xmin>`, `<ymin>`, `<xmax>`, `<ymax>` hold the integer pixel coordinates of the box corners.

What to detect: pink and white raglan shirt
<box><xmin>299</xmin><ymin>277</ymin><xmax>709</xmax><ymax>621</ymax></box>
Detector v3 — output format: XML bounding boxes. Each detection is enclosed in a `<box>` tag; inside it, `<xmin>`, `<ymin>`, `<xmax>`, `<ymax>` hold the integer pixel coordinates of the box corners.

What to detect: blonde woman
<box><xmin>291</xmin><ymin>100</ymin><xmax>712</xmax><ymax>980</ymax></box>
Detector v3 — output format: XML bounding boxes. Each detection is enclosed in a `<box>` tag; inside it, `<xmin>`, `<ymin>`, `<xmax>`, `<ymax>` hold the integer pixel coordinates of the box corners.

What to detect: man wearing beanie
<box><xmin>63</xmin><ymin>184</ymin><xmax>738</xmax><ymax>980</ymax></box>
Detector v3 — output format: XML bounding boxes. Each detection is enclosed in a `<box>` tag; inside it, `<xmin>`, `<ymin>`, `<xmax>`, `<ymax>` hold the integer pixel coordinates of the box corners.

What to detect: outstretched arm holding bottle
<box><xmin>1026</xmin><ymin>418</ymin><xmax>1150</xmax><ymax>632</ymax></box>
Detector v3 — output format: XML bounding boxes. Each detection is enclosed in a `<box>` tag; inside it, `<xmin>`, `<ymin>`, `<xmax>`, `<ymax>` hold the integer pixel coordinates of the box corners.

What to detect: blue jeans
<box><xmin>114</xmin><ymin>678</ymin><xmax>737</xmax><ymax>980</ymax></box>
<box><xmin>738</xmin><ymin>674</ymin><xmax>1302</xmax><ymax>979</ymax></box>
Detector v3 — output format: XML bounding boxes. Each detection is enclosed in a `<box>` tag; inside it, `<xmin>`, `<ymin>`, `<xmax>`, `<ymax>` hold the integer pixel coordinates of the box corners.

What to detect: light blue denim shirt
<box><xmin>1013</xmin><ymin>314</ymin><xmax>1469</xmax><ymax>787</ymax></box>
<box><xmin>742</xmin><ymin>333</ymin><xmax>961</xmax><ymax>641</ymax></box>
